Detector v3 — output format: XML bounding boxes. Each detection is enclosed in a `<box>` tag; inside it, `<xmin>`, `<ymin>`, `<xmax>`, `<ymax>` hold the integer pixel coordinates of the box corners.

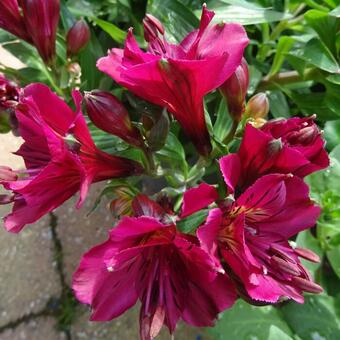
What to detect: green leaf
<box><xmin>326</xmin><ymin>74</ymin><xmax>340</xmax><ymax>85</ymax></box>
<box><xmin>211</xmin><ymin>5</ymin><xmax>292</xmax><ymax>25</ymax></box>
<box><xmin>269</xmin><ymin>36</ymin><xmax>295</xmax><ymax>76</ymax></box>
<box><xmin>330</xmin><ymin>6</ymin><xmax>340</xmax><ymax>17</ymax></box>
<box><xmin>305</xmin><ymin>10</ymin><xmax>338</xmax><ymax>56</ymax></box>
<box><xmin>147</xmin><ymin>0</ymin><xmax>199</xmax><ymax>42</ymax></box>
<box><xmin>210</xmin><ymin>300</ymin><xmax>292</xmax><ymax>340</ymax></box>
<box><xmin>325</xmin><ymin>120</ymin><xmax>340</xmax><ymax>150</ymax></box>
<box><xmin>280</xmin><ymin>295</ymin><xmax>340</xmax><ymax>339</ymax></box>
<box><xmin>79</xmin><ymin>30</ymin><xmax>104</xmax><ymax>90</ymax></box>
<box><xmin>156</xmin><ymin>132</ymin><xmax>188</xmax><ymax>183</ymax></box>
<box><xmin>267</xmin><ymin>326</ymin><xmax>294</xmax><ymax>340</ymax></box>
<box><xmin>92</xmin><ymin>18</ymin><xmax>126</xmax><ymax>44</ymax></box>
<box><xmin>306</xmin><ymin>145</ymin><xmax>340</xmax><ymax>251</ymax></box>
<box><xmin>213</xmin><ymin>100</ymin><xmax>233</xmax><ymax>143</ymax></box>
<box><xmin>247</xmin><ymin>65</ymin><xmax>262</xmax><ymax>95</ymax></box>
<box><xmin>176</xmin><ymin>209</ymin><xmax>208</xmax><ymax>233</ymax></box>
<box><xmin>327</xmin><ymin>247</ymin><xmax>340</xmax><ymax>278</ymax></box>
<box><xmin>147</xmin><ymin>109</ymin><xmax>170</xmax><ymax>152</ymax></box>
<box><xmin>294</xmin><ymin>38</ymin><xmax>340</xmax><ymax>73</ymax></box>
<box><xmin>290</xmin><ymin>92</ymin><xmax>340</xmax><ymax>121</ymax></box>
<box><xmin>66</xmin><ymin>0</ymin><xmax>98</xmax><ymax>17</ymax></box>
<box><xmin>0</xmin><ymin>112</ymin><xmax>11</xmax><ymax>133</ymax></box>
<box><xmin>268</xmin><ymin>91</ymin><xmax>290</xmax><ymax>118</ymax></box>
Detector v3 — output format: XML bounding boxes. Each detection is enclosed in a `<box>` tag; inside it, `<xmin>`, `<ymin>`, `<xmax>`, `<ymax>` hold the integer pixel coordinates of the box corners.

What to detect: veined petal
<box><xmin>181</xmin><ymin>183</ymin><xmax>218</xmax><ymax>218</ymax></box>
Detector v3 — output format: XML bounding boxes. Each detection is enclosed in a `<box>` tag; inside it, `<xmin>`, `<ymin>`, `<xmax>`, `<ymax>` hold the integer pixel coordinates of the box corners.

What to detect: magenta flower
<box><xmin>97</xmin><ymin>5</ymin><xmax>249</xmax><ymax>155</ymax></box>
<box><xmin>73</xmin><ymin>193</ymin><xmax>236</xmax><ymax>339</ymax></box>
<box><xmin>0</xmin><ymin>0</ymin><xmax>32</xmax><ymax>43</ymax></box>
<box><xmin>0</xmin><ymin>83</ymin><xmax>142</xmax><ymax>233</ymax></box>
<box><xmin>198</xmin><ymin>171</ymin><xmax>322</xmax><ymax>303</ymax></box>
<box><xmin>220</xmin><ymin>118</ymin><xmax>329</xmax><ymax>192</ymax></box>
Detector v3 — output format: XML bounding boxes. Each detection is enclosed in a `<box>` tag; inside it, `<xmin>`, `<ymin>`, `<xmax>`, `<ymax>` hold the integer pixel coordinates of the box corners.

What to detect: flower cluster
<box><xmin>0</xmin><ymin>4</ymin><xmax>330</xmax><ymax>340</ymax></box>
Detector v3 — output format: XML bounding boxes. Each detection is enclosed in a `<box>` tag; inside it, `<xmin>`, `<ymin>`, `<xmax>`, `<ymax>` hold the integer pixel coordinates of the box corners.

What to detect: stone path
<box><xmin>0</xmin><ymin>132</ymin><xmax>211</xmax><ymax>339</ymax></box>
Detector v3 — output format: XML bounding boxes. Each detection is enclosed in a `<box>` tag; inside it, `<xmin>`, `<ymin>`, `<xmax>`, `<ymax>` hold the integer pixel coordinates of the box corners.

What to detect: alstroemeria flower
<box><xmin>0</xmin><ymin>83</ymin><xmax>142</xmax><ymax>233</ymax></box>
<box><xmin>221</xmin><ymin>118</ymin><xmax>329</xmax><ymax>192</ymax></box>
<box><xmin>73</xmin><ymin>193</ymin><xmax>236</xmax><ymax>340</ymax></box>
<box><xmin>198</xmin><ymin>172</ymin><xmax>322</xmax><ymax>303</ymax></box>
<box><xmin>97</xmin><ymin>5</ymin><xmax>249</xmax><ymax>155</ymax></box>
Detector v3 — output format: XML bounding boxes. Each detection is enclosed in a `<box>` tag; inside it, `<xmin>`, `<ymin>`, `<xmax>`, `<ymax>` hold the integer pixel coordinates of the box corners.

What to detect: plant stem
<box><xmin>142</xmin><ymin>146</ymin><xmax>156</xmax><ymax>175</ymax></box>
<box><xmin>223</xmin><ymin>120</ymin><xmax>239</xmax><ymax>145</ymax></box>
<box><xmin>256</xmin><ymin>68</ymin><xmax>319</xmax><ymax>91</ymax></box>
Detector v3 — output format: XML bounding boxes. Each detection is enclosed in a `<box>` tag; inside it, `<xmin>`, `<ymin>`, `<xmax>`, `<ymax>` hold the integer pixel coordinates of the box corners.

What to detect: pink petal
<box><xmin>182</xmin><ymin>273</ymin><xmax>236</xmax><ymax>327</ymax></box>
<box><xmin>257</xmin><ymin>175</ymin><xmax>321</xmax><ymax>238</ymax></box>
<box><xmin>110</xmin><ymin>216</ymin><xmax>166</xmax><ymax>241</ymax></box>
<box><xmin>23</xmin><ymin>83</ymin><xmax>76</xmax><ymax>136</ymax></box>
<box><xmin>219</xmin><ymin>154</ymin><xmax>241</xmax><ymax>193</ymax></box>
<box><xmin>197</xmin><ymin>208</ymin><xmax>223</xmax><ymax>270</ymax></box>
<box><xmin>181</xmin><ymin>183</ymin><xmax>218</xmax><ymax>218</ymax></box>
<box><xmin>132</xmin><ymin>194</ymin><xmax>166</xmax><ymax>219</ymax></box>
<box><xmin>237</xmin><ymin>174</ymin><xmax>288</xmax><ymax>222</ymax></box>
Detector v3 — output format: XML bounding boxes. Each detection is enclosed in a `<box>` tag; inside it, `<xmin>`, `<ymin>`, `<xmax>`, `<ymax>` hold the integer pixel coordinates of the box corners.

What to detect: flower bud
<box><xmin>20</xmin><ymin>0</ymin><xmax>60</xmax><ymax>65</ymax></box>
<box><xmin>84</xmin><ymin>90</ymin><xmax>143</xmax><ymax>147</ymax></box>
<box><xmin>219</xmin><ymin>58</ymin><xmax>249</xmax><ymax>122</ymax></box>
<box><xmin>245</xmin><ymin>92</ymin><xmax>269</xmax><ymax>119</ymax></box>
<box><xmin>66</xmin><ymin>19</ymin><xmax>91</xmax><ymax>57</ymax></box>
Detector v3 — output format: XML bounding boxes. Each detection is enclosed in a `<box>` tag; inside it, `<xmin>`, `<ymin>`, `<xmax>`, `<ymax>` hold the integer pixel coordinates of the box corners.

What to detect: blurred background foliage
<box><xmin>1</xmin><ymin>0</ymin><xmax>340</xmax><ymax>339</ymax></box>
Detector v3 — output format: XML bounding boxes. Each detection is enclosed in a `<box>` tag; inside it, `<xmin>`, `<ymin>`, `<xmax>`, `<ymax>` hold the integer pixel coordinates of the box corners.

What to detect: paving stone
<box><xmin>71</xmin><ymin>305</ymin><xmax>210</xmax><ymax>340</ymax></box>
<box><xmin>0</xmin><ymin>133</ymin><xmax>24</xmax><ymax>168</ymax></box>
<box><xmin>53</xmin><ymin>183</ymin><xmax>112</xmax><ymax>286</ymax></box>
<box><xmin>0</xmin><ymin>133</ymin><xmax>61</xmax><ymax>327</ymax></box>
<box><xmin>0</xmin><ymin>212</ymin><xmax>61</xmax><ymax>327</ymax></box>
<box><xmin>0</xmin><ymin>317</ymin><xmax>65</xmax><ymax>340</ymax></box>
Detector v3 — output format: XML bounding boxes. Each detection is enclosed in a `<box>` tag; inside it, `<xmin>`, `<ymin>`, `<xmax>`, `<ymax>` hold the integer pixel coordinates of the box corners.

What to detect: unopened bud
<box><xmin>245</xmin><ymin>92</ymin><xmax>269</xmax><ymax>119</ymax></box>
<box><xmin>67</xmin><ymin>19</ymin><xmax>91</xmax><ymax>57</ymax></box>
<box><xmin>219</xmin><ymin>58</ymin><xmax>249</xmax><ymax>122</ymax></box>
<box><xmin>84</xmin><ymin>90</ymin><xmax>143</xmax><ymax>147</ymax></box>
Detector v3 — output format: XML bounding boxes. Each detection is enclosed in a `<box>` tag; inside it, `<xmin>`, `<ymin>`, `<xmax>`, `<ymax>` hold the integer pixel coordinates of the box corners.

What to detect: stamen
<box><xmin>291</xmin><ymin>277</ymin><xmax>323</xmax><ymax>294</ymax></box>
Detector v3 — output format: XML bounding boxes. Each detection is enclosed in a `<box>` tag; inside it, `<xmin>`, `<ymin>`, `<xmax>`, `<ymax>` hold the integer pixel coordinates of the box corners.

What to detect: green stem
<box><xmin>256</xmin><ymin>68</ymin><xmax>319</xmax><ymax>91</ymax></box>
<box><xmin>223</xmin><ymin>120</ymin><xmax>239</xmax><ymax>145</ymax></box>
<box><xmin>142</xmin><ymin>146</ymin><xmax>156</xmax><ymax>175</ymax></box>
<box><xmin>40</xmin><ymin>63</ymin><xmax>64</xmax><ymax>97</ymax></box>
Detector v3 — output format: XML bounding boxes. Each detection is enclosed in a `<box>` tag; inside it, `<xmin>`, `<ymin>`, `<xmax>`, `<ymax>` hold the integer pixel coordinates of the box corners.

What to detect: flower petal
<box><xmin>181</xmin><ymin>183</ymin><xmax>218</xmax><ymax>218</ymax></box>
